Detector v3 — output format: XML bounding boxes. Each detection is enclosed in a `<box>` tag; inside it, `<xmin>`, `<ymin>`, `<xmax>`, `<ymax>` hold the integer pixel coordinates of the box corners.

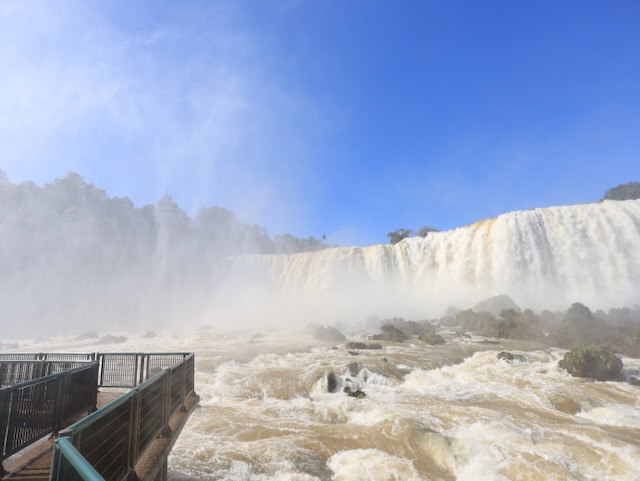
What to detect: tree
<box><xmin>387</xmin><ymin>228</ymin><xmax>412</xmax><ymax>244</ymax></box>
<box><xmin>603</xmin><ymin>181</ymin><xmax>640</xmax><ymax>201</ymax></box>
<box><xmin>416</xmin><ymin>226</ymin><xmax>440</xmax><ymax>237</ymax></box>
<box><xmin>564</xmin><ymin>302</ymin><xmax>593</xmax><ymax>325</ymax></box>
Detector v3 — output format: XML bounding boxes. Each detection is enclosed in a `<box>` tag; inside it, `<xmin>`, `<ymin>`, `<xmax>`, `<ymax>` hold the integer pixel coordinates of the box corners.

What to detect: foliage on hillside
<box><xmin>603</xmin><ymin>181</ymin><xmax>640</xmax><ymax>201</ymax></box>
<box><xmin>0</xmin><ymin>171</ymin><xmax>330</xmax><ymax>335</ymax></box>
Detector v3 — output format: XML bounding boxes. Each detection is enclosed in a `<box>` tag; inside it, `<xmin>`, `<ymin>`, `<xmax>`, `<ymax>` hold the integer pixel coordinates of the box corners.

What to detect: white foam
<box><xmin>327</xmin><ymin>449</ymin><xmax>426</xmax><ymax>481</ymax></box>
<box><xmin>576</xmin><ymin>404</ymin><xmax>640</xmax><ymax>427</ymax></box>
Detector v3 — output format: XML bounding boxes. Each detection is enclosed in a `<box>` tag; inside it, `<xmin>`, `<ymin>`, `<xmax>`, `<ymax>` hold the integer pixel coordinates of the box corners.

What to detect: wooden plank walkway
<box><xmin>2</xmin><ymin>391</ymin><xmax>122</xmax><ymax>481</ymax></box>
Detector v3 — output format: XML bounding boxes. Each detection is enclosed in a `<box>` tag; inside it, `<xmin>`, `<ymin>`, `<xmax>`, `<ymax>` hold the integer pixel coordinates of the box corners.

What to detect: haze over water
<box><xmin>17</xmin><ymin>326</ymin><xmax>640</xmax><ymax>481</ymax></box>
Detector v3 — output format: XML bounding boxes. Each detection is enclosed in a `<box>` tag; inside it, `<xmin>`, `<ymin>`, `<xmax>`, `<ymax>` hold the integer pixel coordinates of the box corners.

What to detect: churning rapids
<box><xmin>24</xmin><ymin>328</ymin><xmax>640</xmax><ymax>481</ymax></box>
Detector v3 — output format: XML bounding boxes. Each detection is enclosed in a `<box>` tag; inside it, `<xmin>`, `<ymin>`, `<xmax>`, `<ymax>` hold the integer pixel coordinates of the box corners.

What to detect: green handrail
<box><xmin>53</xmin><ymin>437</ymin><xmax>105</xmax><ymax>481</ymax></box>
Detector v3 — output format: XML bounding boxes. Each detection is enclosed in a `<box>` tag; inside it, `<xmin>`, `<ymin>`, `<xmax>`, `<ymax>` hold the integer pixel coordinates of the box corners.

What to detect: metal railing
<box><xmin>97</xmin><ymin>353</ymin><xmax>191</xmax><ymax>388</ymax></box>
<box><xmin>0</xmin><ymin>353</ymin><xmax>190</xmax><ymax>390</ymax></box>
<box><xmin>0</xmin><ymin>360</ymin><xmax>95</xmax><ymax>389</ymax></box>
<box><xmin>51</xmin><ymin>437</ymin><xmax>105</xmax><ymax>481</ymax></box>
<box><xmin>0</xmin><ymin>353</ymin><xmax>95</xmax><ymax>362</ymax></box>
<box><xmin>51</xmin><ymin>353</ymin><xmax>196</xmax><ymax>481</ymax></box>
<box><xmin>0</xmin><ymin>363</ymin><xmax>99</xmax><ymax>467</ymax></box>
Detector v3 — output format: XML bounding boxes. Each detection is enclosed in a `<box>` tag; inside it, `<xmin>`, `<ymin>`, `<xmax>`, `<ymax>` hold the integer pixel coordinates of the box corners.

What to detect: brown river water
<box><xmin>20</xmin><ymin>328</ymin><xmax>640</xmax><ymax>481</ymax></box>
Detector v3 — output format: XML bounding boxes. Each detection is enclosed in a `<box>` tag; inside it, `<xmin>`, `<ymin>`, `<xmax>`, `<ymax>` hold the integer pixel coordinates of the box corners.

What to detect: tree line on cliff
<box><xmin>0</xmin><ymin>171</ymin><xmax>329</xmax><ymax>335</ymax></box>
<box><xmin>386</xmin><ymin>181</ymin><xmax>640</xmax><ymax>245</ymax></box>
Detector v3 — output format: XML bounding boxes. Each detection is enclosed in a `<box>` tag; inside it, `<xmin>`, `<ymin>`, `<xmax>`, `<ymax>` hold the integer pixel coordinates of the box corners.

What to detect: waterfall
<box><xmin>224</xmin><ymin>200</ymin><xmax>640</xmax><ymax>322</ymax></box>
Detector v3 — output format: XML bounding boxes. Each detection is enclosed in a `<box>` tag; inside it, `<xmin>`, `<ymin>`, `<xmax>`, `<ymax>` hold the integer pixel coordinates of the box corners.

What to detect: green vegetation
<box><xmin>416</xmin><ymin>226</ymin><xmax>440</xmax><ymax>237</ymax></box>
<box><xmin>559</xmin><ymin>345</ymin><xmax>623</xmax><ymax>380</ymax></box>
<box><xmin>387</xmin><ymin>228</ymin><xmax>413</xmax><ymax>244</ymax></box>
<box><xmin>418</xmin><ymin>330</ymin><xmax>445</xmax><ymax>345</ymax></box>
<box><xmin>366</xmin><ymin>299</ymin><xmax>640</xmax><ymax>362</ymax></box>
<box><xmin>387</xmin><ymin>226</ymin><xmax>441</xmax><ymax>244</ymax></box>
<box><xmin>0</xmin><ymin>171</ymin><xmax>332</xmax><ymax>334</ymax></box>
<box><xmin>603</xmin><ymin>181</ymin><xmax>640</xmax><ymax>201</ymax></box>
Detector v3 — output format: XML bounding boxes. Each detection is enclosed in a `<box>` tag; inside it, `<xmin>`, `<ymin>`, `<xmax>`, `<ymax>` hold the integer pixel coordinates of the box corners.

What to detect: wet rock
<box><xmin>142</xmin><ymin>330</ymin><xmax>158</xmax><ymax>339</ymax></box>
<box><xmin>497</xmin><ymin>351</ymin><xmax>526</xmax><ymax>363</ymax></box>
<box><xmin>327</xmin><ymin>371</ymin><xmax>339</xmax><ymax>393</ymax></box>
<box><xmin>559</xmin><ymin>345</ymin><xmax>623</xmax><ymax>381</ymax></box>
<box><xmin>343</xmin><ymin>386</ymin><xmax>366</xmax><ymax>398</ymax></box>
<box><xmin>196</xmin><ymin>324</ymin><xmax>212</xmax><ymax>331</ymax></box>
<box><xmin>629</xmin><ymin>376</ymin><xmax>640</xmax><ymax>386</ymax></box>
<box><xmin>369</xmin><ymin>323</ymin><xmax>407</xmax><ymax>342</ymax></box>
<box><xmin>419</xmin><ymin>330</ymin><xmax>445</xmax><ymax>345</ymax></box>
<box><xmin>345</xmin><ymin>342</ymin><xmax>383</xmax><ymax>350</ymax></box>
<box><xmin>346</xmin><ymin>362</ymin><xmax>362</xmax><ymax>377</ymax></box>
<box><xmin>314</xmin><ymin>325</ymin><xmax>346</xmax><ymax>342</ymax></box>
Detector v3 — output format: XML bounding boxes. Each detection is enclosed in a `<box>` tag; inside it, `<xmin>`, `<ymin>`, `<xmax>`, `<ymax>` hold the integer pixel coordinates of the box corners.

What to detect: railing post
<box><xmin>53</xmin><ymin>371</ymin><xmax>69</xmax><ymax>435</ymax></box>
<box><xmin>138</xmin><ymin>354</ymin><xmax>145</xmax><ymax>386</ymax></box>
<box><xmin>90</xmin><ymin>363</ymin><xmax>99</xmax><ymax>412</ymax></box>
<box><xmin>4</xmin><ymin>390</ymin><xmax>16</xmax><ymax>459</ymax></box>
<box><xmin>0</xmin><ymin>389</ymin><xmax>10</xmax><ymax>476</ymax></box>
<box><xmin>179</xmin><ymin>361</ymin><xmax>187</xmax><ymax>412</ymax></box>
<box><xmin>127</xmin><ymin>391</ymin><xmax>141</xmax><ymax>481</ymax></box>
<box><xmin>160</xmin><ymin>369</ymin><xmax>171</xmax><ymax>437</ymax></box>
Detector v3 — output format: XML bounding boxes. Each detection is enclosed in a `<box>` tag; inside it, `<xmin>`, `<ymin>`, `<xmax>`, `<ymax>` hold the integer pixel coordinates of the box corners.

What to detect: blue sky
<box><xmin>1</xmin><ymin>0</ymin><xmax>639</xmax><ymax>246</ymax></box>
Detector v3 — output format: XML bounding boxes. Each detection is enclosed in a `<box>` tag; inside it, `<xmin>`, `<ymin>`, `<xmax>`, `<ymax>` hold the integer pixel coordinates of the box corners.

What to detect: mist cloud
<box><xmin>0</xmin><ymin>0</ymin><xmax>320</xmax><ymax>233</ymax></box>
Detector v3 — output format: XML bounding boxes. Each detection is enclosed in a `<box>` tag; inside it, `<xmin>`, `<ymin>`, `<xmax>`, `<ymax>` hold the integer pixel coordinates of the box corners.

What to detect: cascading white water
<box><xmin>226</xmin><ymin>200</ymin><xmax>640</xmax><ymax>321</ymax></box>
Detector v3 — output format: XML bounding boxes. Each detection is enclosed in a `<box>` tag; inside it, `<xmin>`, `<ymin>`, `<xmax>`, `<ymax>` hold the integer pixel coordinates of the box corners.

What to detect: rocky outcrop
<box><xmin>343</xmin><ymin>386</ymin><xmax>366</xmax><ymax>398</ymax></box>
<box><xmin>497</xmin><ymin>351</ymin><xmax>526</xmax><ymax>363</ymax></box>
<box><xmin>326</xmin><ymin>371</ymin><xmax>339</xmax><ymax>393</ymax></box>
<box><xmin>345</xmin><ymin>342</ymin><xmax>383</xmax><ymax>350</ymax></box>
<box><xmin>419</xmin><ymin>330</ymin><xmax>445</xmax><ymax>345</ymax></box>
<box><xmin>314</xmin><ymin>325</ymin><xmax>346</xmax><ymax>342</ymax></box>
<box><xmin>370</xmin><ymin>323</ymin><xmax>407</xmax><ymax>342</ymax></box>
<box><xmin>559</xmin><ymin>346</ymin><xmax>623</xmax><ymax>381</ymax></box>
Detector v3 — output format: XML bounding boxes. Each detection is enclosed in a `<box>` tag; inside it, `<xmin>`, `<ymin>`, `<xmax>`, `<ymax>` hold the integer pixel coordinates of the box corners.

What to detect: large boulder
<box><xmin>497</xmin><ymin>351</ymin><xmax>526</xmax><ymax>363</ymax></box>
<box><xmin>345</xmin><ymin>342</ymin><xmax>382</xmax><ymax>350</ymax></box>
<box><xmin>559</xmin><ymin>346</ymin><xmax>623</xmax><ymax>381</ymax></box>
<box><xmin>313</xmin><ymin>325</ymin><xmax>346</xmax><ymax>342</ymax></box>
<box><xmin>326</xmin><ymin>371</ymin><xmax>339</xmax><ymax>393</ymax></box>
<box><xmin>419</xmin><ymin>329</ymin><xmax>445</xmax><ymax>345</ymax></box>
<box><xmin>370</xmin><ymin>323</ymin><xmax>408</xmax><ymax>342</ymax></box>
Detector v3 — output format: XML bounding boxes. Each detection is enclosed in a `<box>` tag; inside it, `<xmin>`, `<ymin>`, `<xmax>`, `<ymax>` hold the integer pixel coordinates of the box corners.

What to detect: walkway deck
<box><xmin>3</xmin><ymin>391</ymin><xmax>139</xmax><ymax>481</ymax></box>
<box><xmin>2</xmin><ymin>391</ymin><xmax>199</xmax><ymax>481</ymax></box>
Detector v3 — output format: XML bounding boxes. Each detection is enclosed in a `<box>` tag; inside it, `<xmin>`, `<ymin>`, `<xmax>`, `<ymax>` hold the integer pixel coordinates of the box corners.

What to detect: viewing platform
<box><xmin>0</xmin><ymin>353</ymin><xmax>199</xmax><ymax>481</ymax></box>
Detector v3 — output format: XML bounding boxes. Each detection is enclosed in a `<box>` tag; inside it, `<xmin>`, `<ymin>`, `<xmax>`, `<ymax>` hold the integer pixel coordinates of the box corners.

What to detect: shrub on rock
<box><xmin>419</xmin><ymin>330</ymin><xmax>445</xmax><ymax>345</ymax></box>
<box><xmin>559</xmin><ymin>345</ymin><xmax>622</xmax><ymax>381</ymax></box>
